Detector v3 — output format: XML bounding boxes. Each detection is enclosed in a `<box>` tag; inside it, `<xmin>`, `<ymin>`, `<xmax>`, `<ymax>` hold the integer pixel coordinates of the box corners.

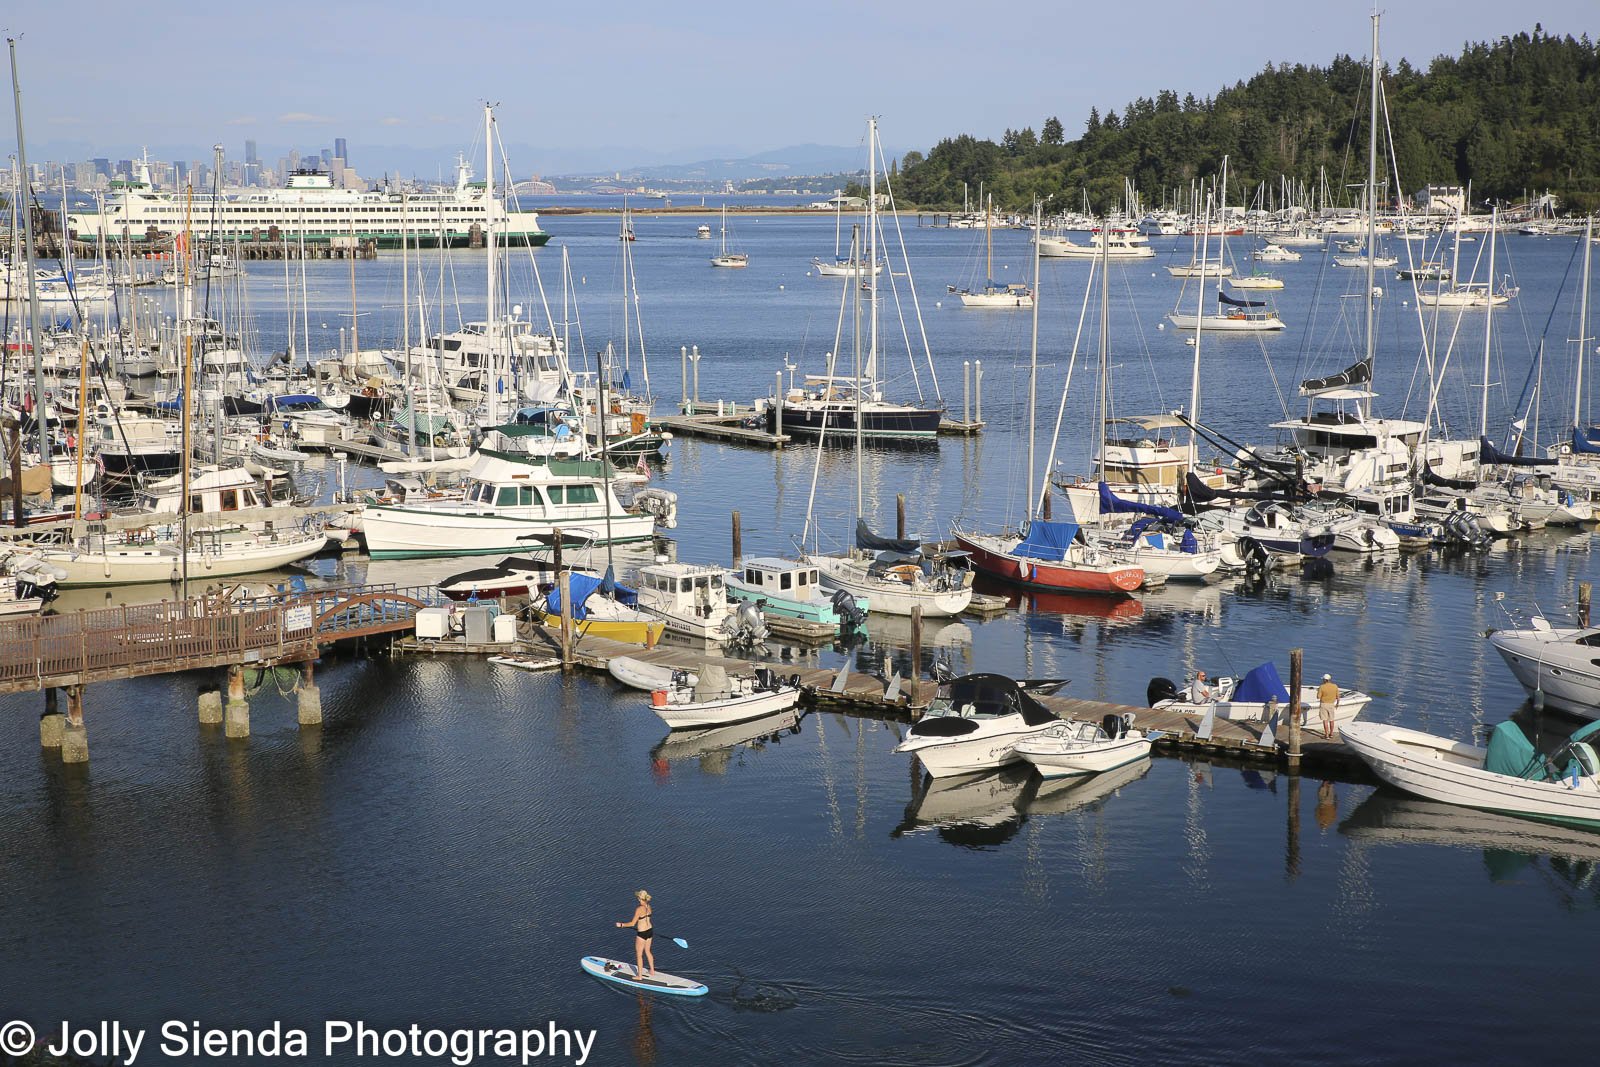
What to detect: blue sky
<box><xmin>4</xmin><ymin>0</ymin><xmax>1596</xmax><ymax>174</ymax></box>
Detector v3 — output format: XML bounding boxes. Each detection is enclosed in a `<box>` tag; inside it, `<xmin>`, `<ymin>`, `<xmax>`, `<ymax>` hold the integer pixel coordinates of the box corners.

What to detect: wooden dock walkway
<box><xmin>656</xmin><ymin>412</ymin><xmax>790</xmax><ymax>449</ymax></box>
<box><xmin>0</xmin><ymin>583</ymin><xmax>441</xmax><ymax>695</ymax></box>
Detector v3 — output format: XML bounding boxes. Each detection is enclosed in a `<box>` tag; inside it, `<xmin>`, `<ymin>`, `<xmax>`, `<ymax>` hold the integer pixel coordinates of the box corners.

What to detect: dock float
<box><xmin>655</xmin><ymin>413</ymin><xmax>790</xmax><ymax>449</ymax></box>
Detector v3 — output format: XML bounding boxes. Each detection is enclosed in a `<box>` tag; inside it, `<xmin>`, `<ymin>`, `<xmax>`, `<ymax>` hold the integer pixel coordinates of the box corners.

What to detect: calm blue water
<box><xmin>4</xmin><ymin>218</ymin><xmax>1598</xmax><ymax>1065</ymax></box>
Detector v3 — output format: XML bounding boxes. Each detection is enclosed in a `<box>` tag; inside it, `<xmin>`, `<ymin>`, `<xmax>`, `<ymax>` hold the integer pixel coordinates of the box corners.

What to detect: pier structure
<box><xmin>6</xmin><ymin>583</ymin><xmax>442</xmax><ymax>762</ymax></box>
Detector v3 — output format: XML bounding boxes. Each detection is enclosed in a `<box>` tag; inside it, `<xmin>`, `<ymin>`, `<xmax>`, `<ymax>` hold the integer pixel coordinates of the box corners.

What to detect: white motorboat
<box><xmin>1339</xmin><ymin>719</ymin><xmax>1600</xmax><ymax>827</ymax></box>
<box><xmin>1166</xmin><ymin>260</ymin><xmax>1232</xmax><ymax>278</ymax></box>
<box><xmin>894</xmin><ymin>673</ymin><xmax>1061</xmax><ymax>778</ymax></box>
<box><xmin>811</xmin><ymin>551</ymin><xmax>972</xmax><ymax>617</ymax></box>
<box><xmin>1488</xmin><ymin>617</ymin><xmax>1600</xmax><ymax>718</ymax></box>
<box><xmin>1013</xmin><ymin>713</ymin><xmax>1154</xmax><ymax>778</ymax></box>
<box><xmin>20</xmin><ymin>526</ymin><xmax>327</xmax><ymax>587</ymax></box>
<box><xmin>1254</xmin><ymin>243</ymin><xmax>1302</xmax><ymax>262</ymax></box>
<box><xmin>648</xmin><ymin>665</ymin><xmax>800</xmax><ymax>730</ymax></box>
<box><xmin>1148</xmin><ymin>661</ymin><xmax>1372</xmax><ymax>731</ymax></box>
<box><xmin>1037</xmin><ymin>229</ymin><xmax>1153</xmax><ymax>259</ymax></box>
<box><xmin>634</xmin><ymin>562</ymin><xmax>737</xmax><ymax>640</ymax></box>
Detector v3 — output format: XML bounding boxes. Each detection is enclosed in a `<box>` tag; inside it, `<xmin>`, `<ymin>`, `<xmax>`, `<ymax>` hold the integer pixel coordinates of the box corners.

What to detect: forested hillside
<box><xmin>895</xmin><ymin>27</ymin><xmax>1600</xmax><ymax>214</ymax></box>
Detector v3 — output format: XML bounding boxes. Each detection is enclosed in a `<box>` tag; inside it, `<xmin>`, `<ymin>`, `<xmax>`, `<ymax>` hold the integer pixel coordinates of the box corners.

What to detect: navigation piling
<box><xmin>731</xmin><ymin>511</ymin><xmax>743</xmax><ymax>567</ymax></box>
<box><xmin>224</xmin><ymin>664</ymin><xmax>250</xmax><ymax>738</ymax></box>
<box><xmin>680</xmin><ymin>346</ymin><xmax>688</xmax><ymax>408</ymax></box>
<box><xmin>61</xmin><ymin>686</ymin><xmax>87</xmax><ymax>763</ymax></box>
<box><xmin>774</xmin><ymin>372</ymin><xmax>783</xmax><ymax>438</ymax></box>
<box><xmin>910</xmin><ymin>605</ymin><xmax>924</xmax><ymax>683</ymax></box>
<box><xmin>974</xmin><ymin>360</ymin><xmax>983</xmax><ymax>424</ymax></box>
<box><xmin>297</xmin><ymin>661</ymin><xmax>322</xmax><ymax>726</ymax></box>
<box><xmin>559</xmin><ymin>570</ymin><xmax>573</xmax><ymax>669</ymax></box>
<box><xmin>40</xmin><ymin>687</ymin><xmax>63</xmax><ymax>748</ymax></box>
<box><xmin>1287</xmin><ymin>648</ymin><xmax>1304</xmax><ymax>768</ymax></box>
<box><xmin>963</xmin><ymin>362</ymin><xmax>971</xmax><ymax>424</ymax></box>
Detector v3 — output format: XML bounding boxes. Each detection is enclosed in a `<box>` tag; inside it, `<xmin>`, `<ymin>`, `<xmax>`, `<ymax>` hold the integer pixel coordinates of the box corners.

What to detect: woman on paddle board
<box><xmin>616</xmin><ymin>890</ymin><xmax>655</xmax><ymax>978</ymax></box>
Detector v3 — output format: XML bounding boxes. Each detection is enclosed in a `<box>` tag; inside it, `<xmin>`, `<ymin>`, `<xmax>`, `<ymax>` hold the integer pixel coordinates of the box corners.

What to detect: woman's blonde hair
<box><xmin>636</xmin><ymin>890</ymin><xmax>651</xmax><ymax>902</ymax></box>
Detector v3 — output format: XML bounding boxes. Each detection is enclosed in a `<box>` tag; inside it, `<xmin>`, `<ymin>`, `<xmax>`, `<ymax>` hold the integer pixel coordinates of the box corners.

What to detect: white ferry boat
<box><xmin>66</xmin><ymin>157</ymin><xmax>548</xmax><ymax>249</ymax></box>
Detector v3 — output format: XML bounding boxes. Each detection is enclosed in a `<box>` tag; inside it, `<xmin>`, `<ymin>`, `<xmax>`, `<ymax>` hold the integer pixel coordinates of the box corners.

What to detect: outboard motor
<box><xmin>1147</xmin><ymin>677</ymin><xmax>1181</xmax><ymax>707</ymax></box>
<box><xmin>1102</xmin><ymin>713</ymin><xmax>1125</xmax><ymax>740</ymax></box>
<box><xmin>721</xmin><ymin>601</ymin><xmax>770</xmax><ymax>648</ymax></box>
<box><xmin>831</xmin><ymin>588</ymin><xmax>866</xmax><ymax>630</ymax></box>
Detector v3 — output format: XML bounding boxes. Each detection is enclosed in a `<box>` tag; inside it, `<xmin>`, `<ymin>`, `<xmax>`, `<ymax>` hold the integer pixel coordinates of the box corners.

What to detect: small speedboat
<box><xmin>1340</xmin><ymin>719</ymin><xmax>1600</xmax><ymax>827</ymax></box>
<box><xmin>894</xmin><ymin>672</ymin><xmax>1062</xmax><ymax>778</ymax></box>
<box><xmin>440</xmin><ymin>555</ymin><xmax>570</xmax><ymax>601</ymax></box>
<box><xmin>1146</xmin><ymin>661</ymin><xmax>1371</xmax><ymax>731</ymax></box>
<box><xmin>1013</xmin><ymin>713</ymin><xmax>1154</xmax><ymax>778</ymax></box>
<box><xmin>648</xmin><ymin>665</ymin><xmax>801</xmax><ymax>730</ymax></box>
<box><xmin>1488</xmin><ymin>616</ymin><xmax>1600</xmax><ymax>718</ymax></box>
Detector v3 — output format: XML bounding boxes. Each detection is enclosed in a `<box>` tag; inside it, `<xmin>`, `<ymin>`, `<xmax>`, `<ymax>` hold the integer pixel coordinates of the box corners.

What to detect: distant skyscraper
<box><xmin>91</xmin><ymin>157</ymin><xmax>110</xmax><ymax>178</ymax></box>
<box><xmin>245</xmin><ymin>139</ymin><xmax>258</xmax><ymax>164</ymax></box>
<box><xmin>335</xmin><ymin>138</ymin><xmax>348</xmax><ymax>166</ymax></box>
<box><xmin>173</xmin><ymin>161</ymin><xmax>187</xmax><ymax>186</ymax></box>
<box><xmin>321</xmin><ymin>149</ymin><xmax>333</xmax><ymax>168</ymax></box>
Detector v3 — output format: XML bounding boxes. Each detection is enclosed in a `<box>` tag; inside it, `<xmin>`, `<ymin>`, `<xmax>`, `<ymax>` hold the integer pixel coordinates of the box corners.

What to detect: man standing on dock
<box><xmin>1317</xmin><ymin>673</ymin><xmax>1340</xmax><ymax>740</ymax></box>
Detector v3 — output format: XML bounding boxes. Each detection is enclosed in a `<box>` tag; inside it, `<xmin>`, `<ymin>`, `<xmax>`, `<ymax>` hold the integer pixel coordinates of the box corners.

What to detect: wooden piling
<box><xmin>896</xmin><ymin>495</ymin><xmax>906</xmax><ymax>541</ymax></box>
<box><xmin>910</xmin><ymin>605</ymin><xmax>924</xmax><ymax>683</ymax></box>
<box><xmin>551</xmin><ymin>527</ymin><xmax>564</xmax><ymax>574</ymax></box>
<box><xmin>1287</xmin><ymin>647</ymin><xmax>1303</xmax><ymax>766</ymax></box>
<box><xmin>731</xmin><ymin>511</ymin><xmax>743</xmax><ymax>567</ymax></box>
<box><xmin>559</xmin><ymin>569</ymin><xmax>573</xmax><ymax>668</ymax></box>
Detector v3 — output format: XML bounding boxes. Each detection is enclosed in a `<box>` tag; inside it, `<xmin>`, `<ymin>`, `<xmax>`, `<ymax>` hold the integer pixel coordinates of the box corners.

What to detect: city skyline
<box><xmin>4</xmin><ymin>1</ymin><xmax>1597</xmax><ymax>177</ymax></box>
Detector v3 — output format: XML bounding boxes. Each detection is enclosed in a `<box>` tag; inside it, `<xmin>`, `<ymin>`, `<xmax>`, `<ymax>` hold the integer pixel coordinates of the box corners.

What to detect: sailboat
<box><xmin>951</xmin><ymin>195</ymin><xmax>1033</xmax><ymax>308</ymax></box>
<box><xmin>768</xmin><ymin>123</ymin><xmax>943</xmax><ymax>441</ymax></box>
<box><xmin>709</xmin><ymin>204</ymin><xmax>747</xmax><ymax>268</ymax></box>
<box><xmin>813</xmin><ymin>195</ymin><xmax>882</xmax><ymax>277</ymax></box>
<box><xmin>1167</xmin><ymin>160</ymin><xmax>1284</xmax><ymax>332</ymax></box>
<box><xmin>804</xmin><ymin>120</ymin><xmax>970</xmax><ymax>619</ymax></box>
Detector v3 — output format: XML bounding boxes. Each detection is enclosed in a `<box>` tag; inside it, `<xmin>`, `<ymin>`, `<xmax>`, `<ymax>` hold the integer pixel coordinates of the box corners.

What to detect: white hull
<box><xmin>956</xmin><ymin>291</ymin><xmax>1034</xmax><ymax>308</ymax></box>
<box><xmin>1166</xmin><ymin>312</ymin><xmax>1286</xmax><ymax>332</ymax></box>
<box><xmin>1038</xmin><ymin>237</ymin><xmax>1153</xmax><ymax>259</ymax></box>
<box><xmin>360</xmin><ymin>505</ymin><xmax>656</xmax><ymax>558</ymax></box>
<box><xmin>1121</xmin><ymin>543</ymin><xmax>1221</xmax><ymax>580</ymax></box>
<box><xmin>28</xmin><ymin>532</ymin><xmax>326</xmax><ymax>587</ymax></box>
<box><xmin>1167</xmin><ymin>263</ymin><xmax>1232</xmax><ymax>278</ymax></box>
<box><xmin>1157</xmin><ymin>689</ymin><xmax>1371</xmax><ymax>729</ymax></box>
<box><xmin>609</xmin><ymin>655</ymin><xmax>695</xmax><ymax>692</ymax></box>
<box><xmin>1014</xmin><ymin>730</ymin><xmax>1152</xmax><ymax>778</ymax></box>
<box><xmin>897</xmin><ymin>719</ymin><xmax>1058</xmax><ymax>778</ymax></box>
<box><xmin>812</xmin><ymin>259</ymin><xmax>882</xmax><ymax>277</ymax></box>
<box><xmin>1489</xmin><ymin>627</ymin><xmax>1600</xmax><ymax>718</ymax></box>
<box><xmin>1340</xmin><ymin>722</ymin><xmax>1600</xmax><ymax>826</ymax></box>
<box><xmin>811</xmin><ymin>555</ymin><xmax>971</xmax><ymax>617</ymax></box>
<box><xmin>651</xmin><ymin>686</ymin><xmax>800</xmax><ymax>729</ymax></box>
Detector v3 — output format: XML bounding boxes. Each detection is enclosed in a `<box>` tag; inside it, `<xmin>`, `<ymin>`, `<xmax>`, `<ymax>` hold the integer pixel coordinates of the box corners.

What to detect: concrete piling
<box><xmin>61</xmin><ymin>686</ymin><xmax>88</xmax><ymax>764</ymax></box>
<box><xmin>224</xmin><ymin>664</ymin><xmax>250</xmax><ymax>738</ymax></box>
<box><xmin>198</xmin><ymin>686</ymin><xmax>223</xmax><ymax>725</ymax></box>
<box><xmin>40</xmin><ymin>687</ymin><xmax>64</xmax><ymax>748</ymax></box>
<box><xmin>297</xmin><ymin>661</ymin><xmax>322</xmax><ymax>726</ymax></box>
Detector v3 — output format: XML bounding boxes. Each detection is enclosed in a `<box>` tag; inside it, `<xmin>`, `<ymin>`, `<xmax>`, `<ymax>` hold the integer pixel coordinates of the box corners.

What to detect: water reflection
<box><xmin>1341</xmin><ymin>790</ymin><xmax>1600</xmax><ymax>908</ymax></box>
<box><xmin>649</xmin><ymin>709</ymin><xmax>803</xmax><ymax>771</ymax></box>
<box><xmin>894</xmin><ymin>766</ymin><xmax>1031</xmax><ymax>847</ymax></box>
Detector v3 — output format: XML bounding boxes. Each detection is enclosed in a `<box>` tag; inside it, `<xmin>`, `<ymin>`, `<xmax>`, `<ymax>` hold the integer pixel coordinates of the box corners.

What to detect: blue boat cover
<box><xmin>266</xmin><ymin>393</ymin><xmax>322</xmax><ymax>411</ymax></box>
<box><xmin>1574</xmin><ymin>426</ymin><xmax>1600</xmax><ymax>455</ymax></box>
<box><xmin>1218</xmin><ymin>290</ymin><xmax>1265</xmax><ymax>308</ymax></box>
<box><xmin>1098</xmin><ymin>482</ymin><xmax>1182</xmax><ymax>523</ymax></box>
<box><xmin>1233</xmin><ymin>662</ymin><xmax>1291</xmax><ymax>704</ymax></box>
<box><xmin>1014</xmin><ymin>520</ymin><xmax>1079</xmax><ymax>562</ymax></box>
<box><xmin>546</xmin><ymin>569</ymin><xmax>638</xmax><ymax>620</ymax></box>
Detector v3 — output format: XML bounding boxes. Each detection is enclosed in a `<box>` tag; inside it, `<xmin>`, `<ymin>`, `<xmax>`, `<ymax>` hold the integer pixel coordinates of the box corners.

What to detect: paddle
<box><xmin>615</xmin><ymin>924</ymin><xmax>688</xmax><ymax>949</ymax></box>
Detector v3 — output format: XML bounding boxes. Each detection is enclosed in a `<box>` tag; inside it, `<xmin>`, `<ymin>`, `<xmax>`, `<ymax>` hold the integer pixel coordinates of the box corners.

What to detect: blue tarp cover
<box><xmin>1574</xmin><ymin>426</ymin><xmax>1600</xmax><ymax>455</ymax></box>
<box><xmin>545</xmin><ymin>570</ymin><xmax>638</xmax><ymax>620</ymax></box>
<box><xmin>1014</xmin><ymin>520</ymin><xmax>1080</xmax><ymax>562</ymax></box>
<box><xmin>1234</xmin><ymin>662</ymin><xmax>1291</xmax><ymax>704</ymax></box>
<box><xmin>1218</xmin><ymin>290</ymin><xmax>1266</xmax><ymax>308</ymax></box>
<box><xmin>1098</xmin><ymin>482</ymin><xmax>1183</xmax><ymax>523</ymax></box>
<box><xmin>1479</xmin><ymin>435</ymin><xmax>1554</xmax><ymax>467</ymax></box>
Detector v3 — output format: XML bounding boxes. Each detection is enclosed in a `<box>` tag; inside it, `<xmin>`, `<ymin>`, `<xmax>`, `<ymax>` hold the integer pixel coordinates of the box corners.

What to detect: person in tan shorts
<box><xmin>1317</xmin><ymin>673</ymin><xmax>1340</xmax><ymax>739</ymax></box>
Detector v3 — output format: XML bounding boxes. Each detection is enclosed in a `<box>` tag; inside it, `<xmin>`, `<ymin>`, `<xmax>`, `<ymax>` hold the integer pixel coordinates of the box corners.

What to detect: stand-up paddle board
<box><xmin>580</xmin><ymin>956</ymin><xmax>708</xmax><ymax>997</ymax></box>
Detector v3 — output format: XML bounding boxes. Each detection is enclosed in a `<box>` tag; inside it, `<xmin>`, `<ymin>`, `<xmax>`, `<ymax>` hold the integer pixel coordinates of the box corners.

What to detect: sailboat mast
<box><xmin>1026</xmin><ymin>197</ymin><xmax>1041</xmax><ymax>516</ymax></box>
<box><xmin>867</xmin><ymin>117</ymin><xmax>879</xmax><ymax>394</ymax></box>
<box><xmin>484</xmin><ymin>103</ymin><xmax>498</xmax><ymax>425</ymax></box>
<box><xmin>1095</xmin><ymin>197</ymin><xmax>1111</xmax><ymax>483</ymax></box>
<box><xmin>8</xmin><ymin>38</ymin><xmax>48</xmax><ymax>462</ymax></box>
<box><xmin>1188</xmin><ymin>190</ymin><xmax>1210</xmax><ymax>464</ymax></box>
<box><xmin>1363</xmin><ymin>11</ymin><xmax>1380</xmax><ymax>419</ymax></box>
<box><xmin>1479</xmin><ymin>206</ymin><xmax>1498</xmax><ymax>441</ymax></box>
<box><xmin>1575</xmin><ymin>216</ymin><xmax>1593</xmax><ymax>433</ymax></box>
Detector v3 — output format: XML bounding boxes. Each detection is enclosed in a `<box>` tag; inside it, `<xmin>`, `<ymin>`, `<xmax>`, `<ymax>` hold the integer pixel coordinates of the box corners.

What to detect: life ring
<box><xmin>433</xmin><ymin>432</ymin><xmax>448</xmax><ymax>448</ymax></box>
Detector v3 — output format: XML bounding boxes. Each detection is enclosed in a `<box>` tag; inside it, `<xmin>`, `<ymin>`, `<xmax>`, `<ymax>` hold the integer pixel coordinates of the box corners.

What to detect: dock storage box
<box><xmin>493</xmin><ymin>613</ymin><xmax>518</xmax><ymax>643</ymax></box>
<box><xmin>415</xmin><ymin>607</ymin><xmax>450</xmax><ymax>640</ymax></box>
<box><xmin>463</xmin><ymin>606</ymin><xmax>492</xmax><ymax>644</ymax></box>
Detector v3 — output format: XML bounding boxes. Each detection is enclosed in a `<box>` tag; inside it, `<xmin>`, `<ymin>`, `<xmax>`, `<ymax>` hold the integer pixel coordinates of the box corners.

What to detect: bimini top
<box><xmin>935</xmin><ymin>673</ymin><xmax>1059</xmax><ymax>726</ymax></box>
